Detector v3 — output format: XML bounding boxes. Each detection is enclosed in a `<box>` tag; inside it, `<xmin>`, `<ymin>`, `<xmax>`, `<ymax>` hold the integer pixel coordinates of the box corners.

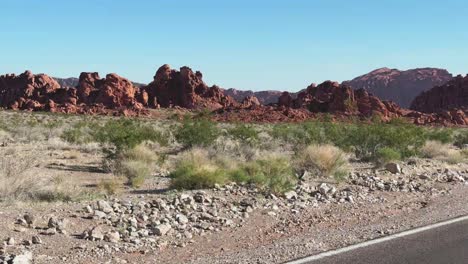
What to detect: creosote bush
<box><xmin>169</xmin><ymin>149</ymin><xmax>296</xmax><ymax>194</ymax></box>
<box><xmin>175</xmin><ymin>117</ymin><xmax>220</xmax><ymax>147</ymax></box>
<box><xmin>227</xmin><ymin>124</ymin><xmax>259</xmax><ymax>145</ymax></box>
<box><xmin>375</xmin><ymin>147</ymin><xmax>402</xmax><ymax>165</ymax></box>
<box><xmin>294</xmin><ymin>144</ymin><xmax>349</xmax><ymax>182</ymax></box>
<box><xmin>93</xmin><ymin>119</ymin><xmax>167</xmax><ymax>152</ymax></box>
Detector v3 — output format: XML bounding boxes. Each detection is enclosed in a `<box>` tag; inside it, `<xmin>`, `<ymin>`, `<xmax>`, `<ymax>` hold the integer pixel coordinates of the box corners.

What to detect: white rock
<box><xmin>154</xmin><ymin>224</ymin><xmax>171</xmax><ymax>236</ymax></box>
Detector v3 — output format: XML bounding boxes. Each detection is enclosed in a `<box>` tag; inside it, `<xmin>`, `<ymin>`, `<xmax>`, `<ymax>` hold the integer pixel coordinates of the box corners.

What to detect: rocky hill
<box><xmin>343</xmin><ymin>67</ymin><xmax>453</xmax><ymax>108</ymax></box>
<box><xmin>54</xmin><ymin>77</ymin><xmax>144</xmax><ymax>88</ymax></box>
<box><xmin>0</xmin><ymin>65</ymin><xmax>466</xmax><ymax>125</ymax></box>
<box><xmin>223</xmin><ymin>88</ymin><xmax>296</xmax><ymax>105</ymax></box>
<box><xmin>411</xmin><ymin>75</ymin><xmax>468</xmax><ymax>113</ymax></box>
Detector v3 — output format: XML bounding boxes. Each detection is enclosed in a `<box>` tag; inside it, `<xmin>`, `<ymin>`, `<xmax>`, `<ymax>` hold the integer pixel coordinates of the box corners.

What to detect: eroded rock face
<box><xmin>410</xmin><ymin>75</ymin><xmax>468</xmax><ymax>113</ymax></box>
<box><xmin>343</xmin><ymin>67</ymin><xmax>453</xmax><ymax>108</ymax></box>
<box><xmin>0</xmin><ymin>71</ymin><xmax>61</xmax><ymax>110</ymax></box>
<box><xmin>145</xmin><ymin>64</ymin><xmax>236</xmax><ymax>110</ymax></box>
<box><xmin>0</xmin><ymin>71</ymin><xmax>145</xmax><ymax>116</ymax></box>
<box><xmin>284</xmin><ymin>81</ymin><xmax>402</xmax><ymax>120</ymax></box>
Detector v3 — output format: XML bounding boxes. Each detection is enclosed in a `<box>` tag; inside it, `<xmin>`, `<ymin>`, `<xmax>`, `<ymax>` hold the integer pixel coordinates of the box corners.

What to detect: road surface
<box><xmin>287</xmin><ymin>216</ymin><xmax>468</xmax><ymax>264</ymax></box>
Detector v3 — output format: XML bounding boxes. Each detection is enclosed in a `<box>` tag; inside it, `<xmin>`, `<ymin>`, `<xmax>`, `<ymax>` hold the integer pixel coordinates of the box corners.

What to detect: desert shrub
<box><xmin>228</xmin><ymin>124</ymin><xmax>259</xmax><ymax>144</ymax></box>
<box><xmin>175</xmin><ymin>118</ymin><xmax>220</xmax><ymax>147</ymax></box>
<box><xmin>375</xmin><ymin>147</ymin><xmax>402</xmax><ymax>164</ymax></box>
<box><xmin>97</xmin><ymin>178</ymin><xmax>122</xmax><ymax>195</ymax></box>
<box><xmin>421</xmin><ymin>140</ymin><xmax>463</xmax><ymax>164</ymax></box>
<box><xmin>454</xmin><ymin>131</ymin><xmax>468</xmax><ymax>147</ymax></box>
<box><xmin>421</xmin><ymin>140</ymin><xmax>450</xmax><ymax>158</ymax></box>
<box><xmin>93</xmin><ymin>119</ymin><xmax>167</xmax><ymax>152</ymax></box>
<box><xmin>169</xmin><ymin>149</ymin><xmax>296</xmax><ymax>193</ymax></box>
<box><xmin>61</xmin><ymin>121</ymin><xmax>96</xmax><ymax>144</ymax></box>
<box><xmin>230</xmin><ymin>155</ymin><xmax>296</xmax><ymax>194</ymax></box>
<box><xmin>0</xmin><ymin>155</ymin><xmax>41</xmax><ymax>202</ymax></box>
<box><xmin>425</xmin><ymin>128</ymin><xmax>454</xmax><ymax>144</ymax></box>
<box><xmin>114</xmin><ymin>144</ymin><xmax>159</xmax><ymax>188</ymax></box>
<box><xmin>170</xmin><ymin>148</ymin><xmax>228</xmax><ymax>190</ymax></box>
<box><xmin>294</xmin><ymin>144</ymin><xmax>349</xmax><ymax>182</ymax></box>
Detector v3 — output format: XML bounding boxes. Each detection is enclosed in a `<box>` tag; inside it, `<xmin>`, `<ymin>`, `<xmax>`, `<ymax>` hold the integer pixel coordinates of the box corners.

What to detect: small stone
<box><xmin>97</xmin><ymin>200</ymin><xmax>113</xmax><ymax>213</ymax></box>
<box><xmin>93</xmin><ymin>210</ymin><xmax>107</xmax><ymax>219</ymax></box>
<box><xmin>176</xmin><ymin>214</ymin><xmax>189</xmax><ymax>224</ymax></box>
<box><xmin>104</xmin><ymin>231</ymin><xmax>120</xmax><ymax>243</ymax></box>
<box><xmin>10</xmin><ymin>251</ymin><xmax>32</xmax><ymax>264</ymax></box>
<box><xmin>42</xmin><ymin>228</ymin><xmax>57</xmax><ymax>236</ymax></box>
<box><xmin>284</xmin><ymin>191</ymin><xmax>298</xmax><ymax>200</ymax></box>
<box><xmin>154</xmin><ymin>224</ymin><xmax>171</xmax><ymax>236</ymax></box>
<box><xmin>385</xmin><ymin>163</ymin><xmax>402</xmax><ymax>174</ymax></box>
<box><xmin>32</xmin><ymin>236</ymin><xmax>42</xmax><ymax>245</ymax></box>
<box><xmin>7</xmin><ymin>237</ymin><xmax>15</xmax><ymax>246</ymax></box>
<box><xmin>23</xmin><ymin>214</ymin><xmax>35</xmax><ymax>227</ymax></box>
<box><xmin>90</xmin><ymin>228</ymin><xmax>104</xmax><ymax>241</ymax></box>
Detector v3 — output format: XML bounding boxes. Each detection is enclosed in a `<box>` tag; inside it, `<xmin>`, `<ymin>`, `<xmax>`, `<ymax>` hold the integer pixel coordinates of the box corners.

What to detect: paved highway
<box><xmin>288</xmin><ymin>216</ymin><xmax>468</xmax><ymax>264</ymax></box>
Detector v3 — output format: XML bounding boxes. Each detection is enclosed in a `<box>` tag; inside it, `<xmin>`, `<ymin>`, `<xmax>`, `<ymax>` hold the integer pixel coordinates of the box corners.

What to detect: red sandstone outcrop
<box><xmin>343</xmin><ymin>67</ymin><xmax>453</xmax><ymax>108</ymax></box>
<box><xmin>144</xmin><ymin>65</ymin><xmax>237</xmax><ymax>110</ymax></box>
<box><xmin>281</xmin><ymin>81</ymin><xmax>403</xmax><ymax>120</ymax></box>
<box><xmin>410</xmin><ymin>75</ymin><xmax>468</xmax><ymax>113</ymax></box>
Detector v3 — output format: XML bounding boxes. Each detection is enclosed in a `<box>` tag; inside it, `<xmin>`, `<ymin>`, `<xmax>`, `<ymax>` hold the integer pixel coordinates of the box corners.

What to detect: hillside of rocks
<box><xmin>343</xmin><ymin>67</ymin><xmax>453</xmax><ymax>108</ymax></box>
<box><xmin>222</xmin><ymin>88</ymin><xmax>297</xmax><ymax>105</ymax></box>
<box><xmin>411</xmin><ymin>74</ymin><xmax>468</xmax><ymax>113</ymax></box>
<box><xmin>0</xmin><ymin>65</ymin><xmax>467</xmax><ymax>125</ymax></box>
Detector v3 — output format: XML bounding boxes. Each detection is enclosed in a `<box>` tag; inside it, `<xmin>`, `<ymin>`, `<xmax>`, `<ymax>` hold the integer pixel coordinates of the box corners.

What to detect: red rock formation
<box><xmin>343</xmin><ymin>67</ymin><xmax>453</xmax><ymax>108</ymax></box>
<box><xmin>0</xmin><ymin>71</ymin><xmax>146</xmax><ymax>116</ymax></box>
<box><xmin>0</xmin><ymin>71</ymin><xmax>61</xmax><ymax>110</ymax></box>
<box><xmin>410</xmin><ymin>75</ymin><xmax>468</xmax><ymax>113</ymax></box>
<box><xmin>285</xmin><ymin>81</ymin><xmax>402</xmax><ymax>120</ymax></box>
<box><xmin>144</xmin><ymin>64</ymin><xmax>237</xmax><ymax>110</ymax></box>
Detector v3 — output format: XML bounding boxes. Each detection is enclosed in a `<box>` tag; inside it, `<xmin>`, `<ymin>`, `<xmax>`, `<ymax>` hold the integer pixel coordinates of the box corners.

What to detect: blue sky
<box><xmin>1</xmin><ymin>0</ymin><xmax>467</xmax><ymax>91</ymax></box>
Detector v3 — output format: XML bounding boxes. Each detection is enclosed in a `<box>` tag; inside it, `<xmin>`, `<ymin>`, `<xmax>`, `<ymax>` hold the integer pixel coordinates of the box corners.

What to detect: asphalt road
<box><xmin>289</xmin><ymin>217</ymin><xmax>468</xmax><ymax>264</ymax></box>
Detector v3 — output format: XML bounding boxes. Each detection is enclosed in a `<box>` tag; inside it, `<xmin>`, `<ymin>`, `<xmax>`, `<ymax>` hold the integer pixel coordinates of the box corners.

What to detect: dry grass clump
<box><xmin>0</xmin><ymin>155</ymin><xmax>42</xmax><ymax>202</ymax></box>
<box><xmin>294</xmin><ymin>144</ymin><xmax>349</xmax><ymax>182</ymax></box>
<box><xmin>114</xmin><ymin>144</ymin><xmax>159</xmax><ymax>188</ymax></box>
<box><xmin>97</xmin><ymin>178</ymin><xmax>123</xmax><ymax>196</ymax></box>
<box><xmin>421</xmin><ymin>140</ymin><xmax>464</xmax><ymax>164</ymax></box>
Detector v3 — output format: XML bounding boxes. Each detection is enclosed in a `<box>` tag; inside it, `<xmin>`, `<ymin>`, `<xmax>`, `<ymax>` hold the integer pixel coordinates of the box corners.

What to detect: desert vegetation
<box><xmin>0</xmin><ymin>110</ymin><xmax>466</xmax><ymax>205</ymax></box>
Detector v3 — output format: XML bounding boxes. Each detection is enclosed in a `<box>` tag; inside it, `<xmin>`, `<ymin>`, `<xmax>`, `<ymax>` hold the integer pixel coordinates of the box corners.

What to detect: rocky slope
<box><xmin>411</xmin><ymin>74</ymin><xmax>468</xmax><ymax>113</ymax></box>
<box><xmin>222</xmin><ymin>88</ymin><xmax>295</xmax><ymax>105</ymax></box>
<box><xmin>1</xmin><ymin>65</ymin><xmax>466</xmax><ymax>125</ymax></box>
<box><xmin>343</xmin><ymin>67</ymin><xmax>453</xmax><ymax>108</ymax></box>
<box><xmin>54</xmin><ymin>77</ymin><xmax>144</xmax><ymax>88</ymax></box>
<box><xmin>144</xmin><ymin>64</ymin><xmax>237</xmax><ymax>110</ymax></box>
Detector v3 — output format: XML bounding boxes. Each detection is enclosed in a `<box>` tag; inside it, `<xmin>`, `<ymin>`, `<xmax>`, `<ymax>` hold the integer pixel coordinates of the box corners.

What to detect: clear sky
<box><xmin>1</xmin><ymin>0</ymin><xmax>467</xmax><ymax>92</ymax></box>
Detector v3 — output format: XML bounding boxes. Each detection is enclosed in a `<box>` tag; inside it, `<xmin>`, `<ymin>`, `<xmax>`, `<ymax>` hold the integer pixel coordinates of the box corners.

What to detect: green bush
<box><xmin>375</xmin><ymin>147</ymin><xmax>402</xmax><ymax>164</ymax></box>
<box><xmin>169</xmin><ymin>149</ymin><xmax>228</xmax><ymax>189</ymax></box>
<box><xmin>61</xmin><ymin>121</ymin><xmax>96</xmax><ymax>144</ymax></box>
<box><xmin>454</xmin><ymin>131</ymin><xmax>468</xmax><ymax>147</ymax></box>
<box><xmin>169</xmin><ymin>149</ymin><xmax>296</xmax><ymax>194</ymax></box>
<box><xmin>175</xmin><ymin>118</ymin><xmax>220</xmax><ymax>147</ymax></box>
<box><xmin>231</xmin><ymin>156</ymin><xmax>296</xmax><ymax>194</ymax></box>
<box><xmin>228</xmin><ymin>124</ymin><xmax>259</xmax><ymax>144</ymax></box>
<box><xmin>93</xmin><ymin>119</ymin><xmax>167</xmax><ymax>152</ymax></box>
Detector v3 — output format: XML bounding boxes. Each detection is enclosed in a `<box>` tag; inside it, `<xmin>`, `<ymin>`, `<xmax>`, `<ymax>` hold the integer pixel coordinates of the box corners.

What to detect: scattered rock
<box><xmin>385</xmin><ymin>163</ymin><xmax>402</xmax><ymax>174</ymax></box>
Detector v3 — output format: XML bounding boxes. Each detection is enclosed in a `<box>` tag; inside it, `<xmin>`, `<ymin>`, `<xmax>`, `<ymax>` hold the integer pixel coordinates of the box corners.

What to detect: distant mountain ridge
<box><xmin>342</xmin><ymin>67</ymin><xmax>453</xmax><ymax>108</ymax></box>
